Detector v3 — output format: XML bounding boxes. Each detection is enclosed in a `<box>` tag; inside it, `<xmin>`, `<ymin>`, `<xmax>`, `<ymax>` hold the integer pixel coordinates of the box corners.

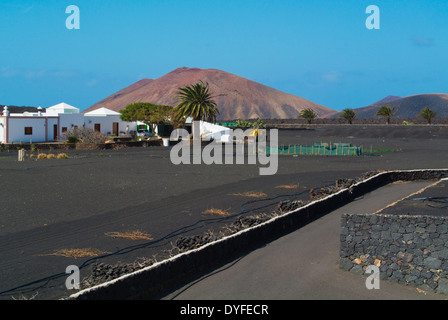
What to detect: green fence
<box><xmin>267</xmin><ymin>142</ymin><xmax>362</xmax><ymax>156</ymax></box>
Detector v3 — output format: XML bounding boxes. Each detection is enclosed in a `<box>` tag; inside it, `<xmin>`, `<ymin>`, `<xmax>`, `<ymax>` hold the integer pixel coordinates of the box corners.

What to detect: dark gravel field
<box><xmin>0</xmin><ymin>124</ymin><xmax>447</xmax><ymax>300</ymax></box>
<box><xmin>379</xmin><ymin>179</ymin><xmax>448</xmax><ymax>217</ymax></box>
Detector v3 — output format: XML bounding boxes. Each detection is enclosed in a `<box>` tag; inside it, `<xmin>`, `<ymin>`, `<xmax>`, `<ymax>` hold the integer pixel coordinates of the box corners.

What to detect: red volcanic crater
<box><xmin>84</xmin><ymin>67</ymin><xmax>335</xmax><ymax>120</ymax></box>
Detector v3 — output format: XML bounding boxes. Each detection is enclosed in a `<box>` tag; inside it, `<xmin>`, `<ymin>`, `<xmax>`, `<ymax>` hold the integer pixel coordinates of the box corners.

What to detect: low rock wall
<box><xmin>0</xmin><ymin>140</ymin><xmax>163</xmax><ymax>151</ymax></box>
<box><xmin>340</xmin><ymin>213</ymin><xmax>448</xmax><ymax>294</ymax></box>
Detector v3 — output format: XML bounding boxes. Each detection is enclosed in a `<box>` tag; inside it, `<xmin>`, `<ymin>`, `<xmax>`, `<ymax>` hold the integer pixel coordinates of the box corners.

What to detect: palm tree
<box><xmin>298</xmin><ymin>108</ymin><xmax>318</xmax><ymax>124</ymax></box>
<box><xmin>338</xmin><ymin>108</ymin><xmax>356</xmax><ymax>124</ymax></box>
<box><xmin>174</xmin><ymin>81</ymin><xmax>219</xmax><ymax>122</ymax></box>
<box><xmin>418</xmin><ymin>107</ymin><xmax>437</xmax><ymax>124</ymax></box>
<box><xmin>376</xmin><ymin>105</ymin><xmax>396</xmax><ymax>124</ymax></box>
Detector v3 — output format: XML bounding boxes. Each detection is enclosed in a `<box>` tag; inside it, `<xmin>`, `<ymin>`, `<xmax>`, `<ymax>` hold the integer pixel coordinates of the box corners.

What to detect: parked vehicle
<box><xmin>137</xmin><ymin>129</ymin><xmax>153</xmax><ymax>137</ymax></box>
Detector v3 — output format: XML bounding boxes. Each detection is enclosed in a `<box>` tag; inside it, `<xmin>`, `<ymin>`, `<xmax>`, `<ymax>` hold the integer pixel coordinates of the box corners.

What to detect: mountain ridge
<box><xmin>324</xmin><ymin>93</ymin><xmax>448</xmax><ymax>119</ymax></box>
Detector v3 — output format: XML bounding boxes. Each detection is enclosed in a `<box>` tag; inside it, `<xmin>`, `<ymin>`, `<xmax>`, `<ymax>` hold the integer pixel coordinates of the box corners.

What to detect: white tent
<box><xmin>199</xmin><ymin>121</ymin><xmax>232</xmax><ymax>142</ymax></box>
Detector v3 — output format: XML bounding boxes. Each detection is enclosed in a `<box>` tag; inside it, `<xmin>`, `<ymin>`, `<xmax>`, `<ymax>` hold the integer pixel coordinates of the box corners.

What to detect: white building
<box><xmin>84</xmin><ymin>107</ymin><xmax>131</xmax><ymax>136</ymax></box>
<box><xmin>0</xmin><ymin>103</ymin><xmax>137</xmax><ymax>144</ymax></box>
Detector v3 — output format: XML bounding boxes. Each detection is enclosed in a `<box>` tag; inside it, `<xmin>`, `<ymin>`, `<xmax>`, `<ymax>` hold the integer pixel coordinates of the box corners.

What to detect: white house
<box><xmin>0</xmin><ymin>103</ymin><xmax>229</xmax><ymax>144</ymax></box>
<box><xmin>0</xmin><ymin>103</ymin><xmax>137</xmax><ymax>144</ymax></box>
<box><xmin>84</xmin><ymin>107</ymin><xmax>132</xmax><ymax>136</ymax></box>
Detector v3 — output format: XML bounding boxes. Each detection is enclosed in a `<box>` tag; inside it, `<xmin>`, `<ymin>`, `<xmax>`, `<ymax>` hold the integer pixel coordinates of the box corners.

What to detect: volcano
<box><xmin>84</xmin><ymin>67</ymin><xmax>334</xmax><ymax>120</ymax></box>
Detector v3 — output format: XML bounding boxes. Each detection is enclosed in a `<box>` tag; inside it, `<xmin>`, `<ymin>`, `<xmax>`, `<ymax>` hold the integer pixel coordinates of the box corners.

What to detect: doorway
<box><xmin>53</xmin><ymin>124</ymin><xmax>58</xmax><ymax>140</ymax></box>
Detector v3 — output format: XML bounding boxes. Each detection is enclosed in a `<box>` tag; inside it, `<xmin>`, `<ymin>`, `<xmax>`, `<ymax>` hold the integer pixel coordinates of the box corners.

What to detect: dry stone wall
<box><xmin>340</xmin><ymin>213</ymin><xmax>448</xmax><ymax>294</ymax></box>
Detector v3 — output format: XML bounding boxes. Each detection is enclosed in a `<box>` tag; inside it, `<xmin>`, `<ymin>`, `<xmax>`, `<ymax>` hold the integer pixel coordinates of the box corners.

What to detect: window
<box><xmin>62</xmin><ymin>127</ymin><xmax>68</xmax><ymax>133</ymax></box>
<box><xmin>24</xmin><ymin>127</ymin><xmax>33</xmax><ymax>135</ymax></box>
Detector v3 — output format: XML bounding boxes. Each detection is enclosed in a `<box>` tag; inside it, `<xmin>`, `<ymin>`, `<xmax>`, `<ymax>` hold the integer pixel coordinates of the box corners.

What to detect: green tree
<box><xmin>120</xmin><ymin>102</ymin><xmax>155</xmax><ymax>124</ymax></box>
<box><xmin>376</xmin><ymin>105</ymin><xmax>396</xmax><ymax>124</ymax></box>
<box><xmin>338</xmin><ymin>108</ymin><xmax>356</xmax><ymax>124</ymax></box>
<box><xmin>120</xmin><ymin>103</ymin><xmax>173</xmax><ymax>131</ymax></box>
<box><xmin>173</xmin><ymin>81</ymin><xmax>219</xmax><ymax>122</ymax></box>
<box><xmin>418</xmin><ymin>107</ymin><xmax>437</xmax><ymax>125</ymax></box>
<box><xmin>298</xmin><ymin>108</ymin><xmax>318</xmax><ymax>124</ymax></box>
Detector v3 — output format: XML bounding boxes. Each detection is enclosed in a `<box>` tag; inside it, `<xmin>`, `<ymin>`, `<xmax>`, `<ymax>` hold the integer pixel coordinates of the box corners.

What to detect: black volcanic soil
<box><xmin>379</xmin><ymin>179</ymin><xmax>448</xmax><ymax>217</ymax></box>
<box><xmin>255</xmin><ymin>117</ymin><xmax>448</xmax><ymax>125</ymax></box>
<box><xmin>0</xmin><ymin>124</ymin><xmax>447</xmax><ymax>300</ymax></box>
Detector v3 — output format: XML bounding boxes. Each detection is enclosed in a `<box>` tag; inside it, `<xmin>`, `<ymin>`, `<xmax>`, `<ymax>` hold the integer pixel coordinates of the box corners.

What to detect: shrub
<box><xmin>252</xmin><ymin>118</ymin><xmax>266</xmax><ymax>128</ymax></box>
<box><xmin>62</xmin><ymin>127</ymin><xmax>108</xmax><ymax>144</ymax></box>
<box><xmin>235</xmin><ymin>120</ymin><xmax>253</xmax><ymax>128</ymax></box>
<box><xmin>57</xmin><ymin>153</ymin><xmax>69</xmax><ymax>159</ymax></box>
<box><xmin>46</xmin><ymin>154</ymin><xmax>56</xmax><ymax>159</ymax></box>
<box><xmin>37</xmin><ymin>153</ymin><xmax>47</xmax><ymax>159</ymax></box>
<box><xmin>67</xmin><ymin>136</ymin><xmax>79</xmax><ymax>143</ymax></box>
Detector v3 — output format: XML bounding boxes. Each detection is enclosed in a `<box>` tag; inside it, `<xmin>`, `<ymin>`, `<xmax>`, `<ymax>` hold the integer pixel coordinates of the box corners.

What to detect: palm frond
<box><xmin>173</xmin><ymin>81</ymin><xmax>219</xmax><ymax>121</ymax></box>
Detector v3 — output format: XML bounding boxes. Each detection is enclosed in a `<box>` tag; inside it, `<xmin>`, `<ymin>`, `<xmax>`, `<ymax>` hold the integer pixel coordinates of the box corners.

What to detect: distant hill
<box><xmin>371</xmin><ymin>95</ymin><xmax>401</xmax><ymax>105</ymax></box>
<box><xmin>84</xmin><ymin>67</ymin><xmax>335</xmax><ymax>120</ymax></box>
<box><xmin>325</xmin><ymin>94</ymin><xmax>448</xmax><ymax>119</ymax></box>
<box><xmin>0</xmin><ymin>105</ymin><xmax>39</xmax><ymax>115</ymax></box>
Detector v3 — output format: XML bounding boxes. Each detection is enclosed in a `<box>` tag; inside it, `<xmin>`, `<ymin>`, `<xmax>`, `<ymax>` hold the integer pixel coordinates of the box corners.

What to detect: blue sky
<box><xmin>0</xmin><ymin>0</ymin><xmax>447</xmax><ymax>111</ymax></box>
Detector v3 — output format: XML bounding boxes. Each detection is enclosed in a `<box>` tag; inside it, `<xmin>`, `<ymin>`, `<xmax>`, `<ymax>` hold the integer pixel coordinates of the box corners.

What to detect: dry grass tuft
<box><xmin>44</xmin><ymin>248</ymin><xmax>109</xmax><ymax>259</ymax></box>
<box><xmin>230</xmin><ymin>191</ymin><xmax>267</xmax><ymax>198</ymax></box>
<box><xmin>275</xmin><ymin>184</ymin><xmax>299</xmax><ymax>189</ymax></box>
<box><xmin>203</xmin><ymin>207</ymin><xmax>232</xmax><ymax>217</ymax></box>
<box><xmin>105</xmin><ymin>230</ymin><xmax>153</xmax><ymax>241</ymax></box>
<box><xmin>12</xmin><ymin>292</ymin><xmax>39</xmax><ymax>300</ymax></box>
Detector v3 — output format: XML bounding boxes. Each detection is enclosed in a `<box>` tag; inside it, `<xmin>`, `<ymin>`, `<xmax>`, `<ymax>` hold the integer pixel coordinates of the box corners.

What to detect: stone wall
<box><xmin>340</xmin><ymin>213</ymin><xmax>448</xmax><ymax>294</ymax></box>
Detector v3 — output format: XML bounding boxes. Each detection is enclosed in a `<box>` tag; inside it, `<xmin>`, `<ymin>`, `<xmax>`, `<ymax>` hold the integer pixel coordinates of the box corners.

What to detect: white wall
<box><xmin>0</xmin><ymin>117</ymin><xmax>5</xmax><ymax>143</ymax></box>
<box><xmin>58</xmin><ymin>114</ymin><xmax>85</xmax><ymax>137</ymax></box>
<box><xmin>7</xmin><ymin>117</ymin><xmax>46</xmax><ymax>143</ymax></box>
<box><xmin>1</xmin><ymin>113</ymin><xmax>138</xmax><ymax>143</ymax></box>
<box><xmin>84</xmin><ymin>115</ymin><xmax>135</xmax><ymax>136</ymax></box>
